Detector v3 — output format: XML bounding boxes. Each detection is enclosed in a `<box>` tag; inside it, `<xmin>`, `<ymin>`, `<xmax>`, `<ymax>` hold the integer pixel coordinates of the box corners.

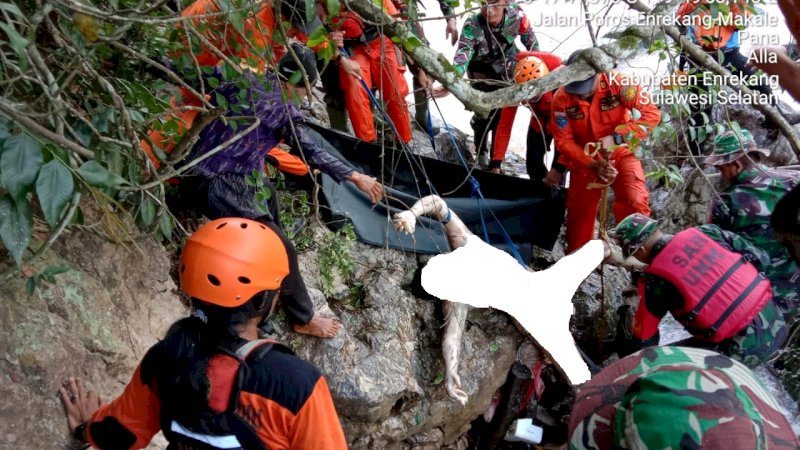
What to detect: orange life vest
<box><xmin>644</xmin><ymin>228</ymin><xmax>772</xmax><ymax>342</ymax></box>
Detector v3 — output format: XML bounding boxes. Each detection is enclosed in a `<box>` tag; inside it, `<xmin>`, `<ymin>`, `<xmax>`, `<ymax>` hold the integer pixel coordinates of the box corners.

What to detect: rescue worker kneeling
<box><xmin>58</xmin><ymin>218</ymin><xmax>348</xmax><ymax>450</ymax></box>
<box><xmin>613</xmin><ymin>214</ymin><xmax>788</xmax><ymax>368</ymax></box>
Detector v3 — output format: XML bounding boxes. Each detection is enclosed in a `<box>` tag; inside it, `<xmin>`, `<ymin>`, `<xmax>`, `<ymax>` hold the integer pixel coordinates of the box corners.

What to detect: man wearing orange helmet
<box><xmin>551</xmin><ymin>50</ymin><xmax>660</xmax><ymax>253</ymax></box>
<box><xmin>490</xmin><ymin>51</ymin><xmax>566</xmax><ymax>187</ymax></box>
<box><xmin>58</xmin><ymin>218</ymin><xmax>348</xmax><ymax>450</ymax></box>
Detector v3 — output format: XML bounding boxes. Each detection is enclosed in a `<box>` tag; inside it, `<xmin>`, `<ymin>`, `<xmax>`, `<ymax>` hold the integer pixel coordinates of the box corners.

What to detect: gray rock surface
<box><xmin>0</xmin><ymin>219</ymin><xmax>183</xmax><ymax>450</ymax></box>
<box><xmin>273</xmin><ymin>233</ymin><xmax>522</xmax><ymax>449</ymax></box>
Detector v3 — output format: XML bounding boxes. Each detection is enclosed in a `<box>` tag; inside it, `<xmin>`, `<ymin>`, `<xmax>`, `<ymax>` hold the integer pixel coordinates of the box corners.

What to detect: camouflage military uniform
<box><xmin>635</xmin><ymin>225</ymin><xmax>787</xmax><ymax>367</ymax></box>
<box><xmin>569</xmin><ymin>346</ymin><xmax>799</xmax><ymax>450</ymax></box>
<box><xmin>786</xmin><ymin>42</ymin><xmax>800</xmax><ymax>62</ymax></box>
<box><xmin>452</xmin><ymin>3</ymin><xmax>539</xmax><ymax>76</ymax></box>
<box><xmin>709</xmin><ymin>165</ymin><xmax>800</xmax><ymax>319</ymax></box>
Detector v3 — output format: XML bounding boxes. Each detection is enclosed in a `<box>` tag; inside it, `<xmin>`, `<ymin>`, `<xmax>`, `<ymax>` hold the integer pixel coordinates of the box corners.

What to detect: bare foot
<box><xmin>292</xmin><ymin>314</ymin><xmax>341</xmax><ymax>338</ymax></box>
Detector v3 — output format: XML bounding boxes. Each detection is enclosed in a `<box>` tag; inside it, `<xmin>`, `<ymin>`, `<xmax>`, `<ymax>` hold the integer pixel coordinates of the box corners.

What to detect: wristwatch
<box><xmin>74</xmin><ymin>422</ymin><xmax>89</xmax><ymax>443</ymax></box>
<box><xmin>612</xmin><ymin>132</ymin><xmax>624</xmax><ymax>145</ymax></box>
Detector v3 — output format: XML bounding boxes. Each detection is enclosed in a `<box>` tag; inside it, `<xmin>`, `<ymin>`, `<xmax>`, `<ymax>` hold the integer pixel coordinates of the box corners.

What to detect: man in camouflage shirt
<box><xmin>613</xmin><ymin>214</ymin><xmax>787</xmax><ymax>367</ymax></box>
<box><xmin>707</xmin><ymin>129</ymin><xmax>800</xmax><ymax>321</ymax></box>
<box><xmin>569</xmin><ymin>346</ymin><xmax>799</xmax><ymax>449</ymax></box>
<box><xmin>447</xmin><ymin>0</ymin><xmax>538</xmax><ymax>165</ymax></box>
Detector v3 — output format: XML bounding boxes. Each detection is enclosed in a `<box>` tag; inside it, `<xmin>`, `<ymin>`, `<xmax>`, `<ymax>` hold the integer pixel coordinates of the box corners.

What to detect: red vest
<box><xmin>645</xmin><ymin>228</ymin><xmax>772</xmax><ymax>342</ymax></box>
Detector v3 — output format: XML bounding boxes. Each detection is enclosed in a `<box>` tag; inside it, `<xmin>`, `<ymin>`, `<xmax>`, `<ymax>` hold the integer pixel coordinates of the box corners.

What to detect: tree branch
<box><xmin>0</xmin><ymin>100</ymin><xmax>95</xmax><ymax>159</ymax></box>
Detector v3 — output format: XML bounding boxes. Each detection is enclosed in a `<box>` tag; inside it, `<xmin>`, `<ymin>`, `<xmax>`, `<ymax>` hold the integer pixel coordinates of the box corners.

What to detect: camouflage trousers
<box><xmin>720</xmin><ymin>300</ymin><xmax>788</xmax><ymax>367</ymax></box>
<box><xmin>679</xmin><ymin>300</ymin><xmax>788</xmax><ymax>367</ymax></box>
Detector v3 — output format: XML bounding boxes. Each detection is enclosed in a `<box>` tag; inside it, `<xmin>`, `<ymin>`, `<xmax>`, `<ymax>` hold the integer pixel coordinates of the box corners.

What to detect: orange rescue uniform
<box><xmin>83</xmin><ymin>342</ymin><xmax>347</xmax><ymax>449</ymax></box>
<box><xmin>492</xmin><ymin>51</ymin><xmax>564</xmax><ymax>164</ymax></box>
<box><xmin>332</xmin><ymin>3</ymin><xmax>413</xmax><ymax>144</ymax></box>
<box><xmin>551</xmin><ymin>72</ymin><xmax>660</xmax><ymax>252</ymax></box>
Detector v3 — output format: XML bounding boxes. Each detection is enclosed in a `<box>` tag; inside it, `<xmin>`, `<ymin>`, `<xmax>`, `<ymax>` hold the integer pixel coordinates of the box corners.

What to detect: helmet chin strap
<box><xmin>257</xmin><ymin>290</ymin><xmax>279</xmax><ymax>332</ymax></box>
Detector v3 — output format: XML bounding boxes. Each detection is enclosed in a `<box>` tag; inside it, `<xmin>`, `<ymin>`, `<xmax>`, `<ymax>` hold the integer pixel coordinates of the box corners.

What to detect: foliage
<box><xmin>645</xmin><ymin>162</ymin><xmax>684</xmax><ymax>189</ymax></box>
<box><xmin>317</xmin><ymin>223</ymin><xmax>356</xmax><ymax>298</ymax></box>
<box><xmin>25</xmin><ymin>265</ymin><xmax>71</xmax><ymax>295</ymax></box>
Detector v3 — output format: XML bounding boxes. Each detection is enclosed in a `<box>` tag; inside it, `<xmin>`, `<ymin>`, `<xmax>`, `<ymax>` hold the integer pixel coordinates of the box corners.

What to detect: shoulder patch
<box><xmin>623</xmin><ymin>85</ymin><xmax>638</xmax><ymax>102</ymax></box>
<box><xmin>555</xmin><ymin>112</ymin><xmax>568</xmax><ymax>128</ymax></box>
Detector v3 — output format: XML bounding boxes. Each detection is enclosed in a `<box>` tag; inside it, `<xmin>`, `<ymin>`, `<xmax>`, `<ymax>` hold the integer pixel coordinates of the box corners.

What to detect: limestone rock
<box><xmin>0</xmin><ymin>226</ymin><xmax>184</xmax><ymax>450</ymax></box>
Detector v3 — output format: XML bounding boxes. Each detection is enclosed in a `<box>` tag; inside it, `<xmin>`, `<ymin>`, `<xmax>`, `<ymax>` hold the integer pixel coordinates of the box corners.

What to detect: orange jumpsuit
<box><xmin>143</xmin><ymin>0</ymin><xmax>284</xmax><ymax>169</ymax></box>
<box><xmin>551</xmin><ymin>72</ymin><xmax>660</xmax><ymax>253</ymax></box>
<box><xmin>332</xmin><ymin>4</ymin><xmax>413</xmax><ymax>144</ymax></box>
<box><xmin>492</xmin><ymin>51</ymin><xmax>563</xmax><ymax>167</ymax></box>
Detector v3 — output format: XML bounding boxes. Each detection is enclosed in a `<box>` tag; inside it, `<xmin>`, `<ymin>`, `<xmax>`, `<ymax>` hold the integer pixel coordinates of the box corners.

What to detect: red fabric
<box><xmin>645</xmin><ymin>228</ymin><xmax>772</xmax><ymax>342</ymax></box>
<box><xmin>87</xmin><ymin>365</ymin><xmax>162</xmax><ymax>449</ymax></box>
<box><xmin>339</xmin><ymin>36</ymin><xmax>412</xmax><ymax>143</ymax></box>
<box><xmin>551</xmin><ymin>72</ymin><xmax>661</xmax><ymax>173</ymax></box>
<box><xmin>492</xmin><ymin>51</ymin><xmax>563</xmax><ymax>163</ymax></box>
<box><xmin>552</xmin><ymin>71</ymin><xmax>659</xmax><ymax>252</ymax></box>
<box><xmin>206</xmin><ymin>354</ymin><xmax>240</xmax><ymax>413</ymax></box>
<box><xmin>565</xmin><ymin>152</ymin><xmax>650</xmax><ymax>252</ymax></box>
<box><xmin>266</xmin><ymin>147</ymin><xmax>310</xmax><ymax>176</ymax></box>
<box><xmin>676</xmin><ymin>0</ymin><xmax>750</xmax><ymax>50</ymax></box>
<box><xmin>177</xmin><ymin>0</ymin><xmax>280</xmax><ymax>69</ymax></box>
<box><xmin>633</xmin><ymin>278</ymin><xmax>663</xmax><ymax>342</ymax></box>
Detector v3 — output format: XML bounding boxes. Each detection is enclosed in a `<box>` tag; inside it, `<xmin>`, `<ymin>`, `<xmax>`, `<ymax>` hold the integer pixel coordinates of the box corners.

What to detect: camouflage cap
<box><xmin>704</xmin><ymin>129</ymin><xmax>769</xmax><ymax>166</ymax></box>
<box><xmin>613</xmin><ymin>213</ymin><xmax>659</xmax><ymax>258</ymax></box>
<box><xmin>568</xmin><ymin>347</ymin><xmax>799</xmax><ymax>450</ymax></box>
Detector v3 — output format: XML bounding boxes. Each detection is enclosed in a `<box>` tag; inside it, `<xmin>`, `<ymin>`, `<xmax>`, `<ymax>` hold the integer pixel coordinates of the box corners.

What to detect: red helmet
<box><xmin>180</xmin><ymin>218</ymin><xmax>289</xmax><ymax>308</ymax></box>
<box><xmin>514</xmin><ymin>56</ymin><xmax>549</xmax><ymax>84</ymax></box>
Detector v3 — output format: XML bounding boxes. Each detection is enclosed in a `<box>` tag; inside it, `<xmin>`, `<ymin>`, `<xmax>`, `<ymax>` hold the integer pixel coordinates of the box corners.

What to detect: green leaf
<box><xmin>402</xmin><ymin>36</ymin><xmax>423</xmax><ymax>53</ymax></box>
<box><xmin>139</xmin><ymin>197</ymin><xmax>156</xmax><ymax>227</ymax></box>
<box><xmin>76</xmin><ymin>160</ymin><xmax>129</xmax><ymax>188</ymax></box>
<box><xmin>304</xmin><ymin>0</ymin><xmax>316</xmax><ymax>24</ymax></box>
<box><xmin>0</xmin><ymin>3</ymin><xmax>24</xmax><ymax>17</ymax></box>
<box><xmin>288</xmin><ymin>69</ymin><xmax>303</xmax><ymax>86</ymax></box>
<box><xmin>41</xmin><ymin>265</ymin><xmax>70</xmax><ymax>279</ymax></box>
<box><xmin>25</xmin><ymin>274</ymin><xmax>39</xmax><ymax>295</ymax></box>
<box><xmin>0</xmin><ymin>194</ymin><xmax>32</xmax><ymax>267</ymax></box>
<box><xmin>432</xmin><ymin>372</ymin><xmax>445</xmax><ymax>385</ymax></box>
<box><xmin>35</xmin><ymin>160</ymin><xmax>74</xmax><ymax>229</ymax></box>
<box><xmin>159</xmin><ymin>213</ymin><xmax>173</xmax><ymax>241</ymax></box>
<box><xmin>489</xmin><ymin>340</ymin><xmax>500</xmax><ymax>353</ymax></box>
<box><xmin>1</xmin><ymin>134</ymin><xmax>44</xmax><ymax>202</ymax></box>
<box><xmin>0</xmin><ymin>22</ymin><xmax>30</xmax><ymax>68</ymax></box>
<box><xmin>214</xmin><ymin>92</ymin><xmax>229</xmax><ymax>110</ymax></box>
<box><xmin>207</xmin><ymin>76</ymin><xmax>219</xmax><ymax>88</ymax></box>
<box><xmin>326</xmin><ymin>0</ymin><xmax>341</xmax><ymax>18</ymax></box>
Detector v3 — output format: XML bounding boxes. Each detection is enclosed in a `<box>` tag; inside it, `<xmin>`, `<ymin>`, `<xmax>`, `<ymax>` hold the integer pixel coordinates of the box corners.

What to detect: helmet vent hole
<box><xmin>238</xmin><ymin>276</ymin><xmax>251</xmax><ymax>284</ymax></box>
<box><xmin>240</xmin><ymin>222</ymin><xmax>248</xmax><ymax>229</ymax></box>
<box><xmin>207</xmin><ymin>274</ymin><xmax>221</xmax><ymax>286</ymax></box>
<box><xmin>180</xmin><ymin>264</ymin><xmax>186</xmax><ymax>273</ymax></box>
<box><xmin>259</xmin><ymin>225</ymin><xmax>266</xmax><ymax>230</ymax></box>
<box><xmin>216</xmin><ymin>222</ymin><xmax>227</xmax><ymax>229</ymax></box>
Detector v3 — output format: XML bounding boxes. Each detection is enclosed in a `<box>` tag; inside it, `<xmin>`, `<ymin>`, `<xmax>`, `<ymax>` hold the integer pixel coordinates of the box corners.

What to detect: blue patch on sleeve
<box><xmin>555</xmin><ymin>115</ymin><xmax>568</xmax><ymax>129</ymax></box>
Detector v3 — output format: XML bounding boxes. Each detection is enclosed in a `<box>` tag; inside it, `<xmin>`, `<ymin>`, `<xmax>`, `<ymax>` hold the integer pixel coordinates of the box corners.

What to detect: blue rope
<box><xmin>425</xmin><ymin>107</ymin><xmax>436</xmax><ymax>153</ymax></box>
<box><xmin>336</xmin><ymin>48</ymin><xmax>439</xmax><ymax>197</ymax></box>
<box><xmin>432</xmin><ymin>97</ymin><xmax>526</xmax><ymax>267</ymax></box>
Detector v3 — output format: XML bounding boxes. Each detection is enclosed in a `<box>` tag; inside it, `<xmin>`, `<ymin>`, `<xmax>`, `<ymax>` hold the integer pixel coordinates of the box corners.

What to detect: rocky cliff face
<box><xmin>0</xmin><ymin>225</ymin><xmax>183</xmax><ymax>449</ymax></box>
<box><xmin>273</xmin><ymin>233</ymin><xmax>523</xmax><ymax>449</ymax></box>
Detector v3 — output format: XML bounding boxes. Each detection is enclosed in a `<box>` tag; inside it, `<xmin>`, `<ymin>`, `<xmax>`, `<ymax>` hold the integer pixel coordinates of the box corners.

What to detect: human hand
<box><xmin>349</xmin><ymin>172</ymin><xmax>383</xmax><ymax>203</ymax></box>
<box><xmin>431</xmin><ymin>85</ymin><xmax>450</xmax><ymax>98</ymax></box>
<box><xmin>329</xmin><ymin>31</ymin><xmax>344</xmax><ymax>48</ymax></box>
<box><xmin>340</xmin><ymin>58</ymin><xmax>363</xmax><ymax>81</ymax></box>
<box><xmin>542</xmin><ymin>168</ymin><xmax>563</xmax><ymax>187</ymax></box>
<box><xmin>446</xmin><ymin>18</ymin><xmax>459</xmax><ymax>46</ymax></box>
<box><xmin>417</xmin><ymin>70</ymin><xmax>433</xmax><ymax>96</ymax></box>
<box><xmin>588</xmin><ymin>160</ymin><xmax>617</xmax><ymax>184</ymax></box>
<box><xmin>392</xmin><ymin>210</ymin><xmax>417</xmax><ymax>234</ymax></box>
<box><xmin>59</xmin><ymin>377</ymin><xmax>102</xmax><ymax>436</ymax></box>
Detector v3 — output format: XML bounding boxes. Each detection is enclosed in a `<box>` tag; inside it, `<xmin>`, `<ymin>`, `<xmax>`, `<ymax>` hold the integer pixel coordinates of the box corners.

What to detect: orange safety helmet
<box><xmin>514</xmin><ymin>56</ymin><xmax>549</xmax><ymax>84</ymax></box>
<box><xmin>180</xmin><ymin>218</ymin><xmax>290</xmax><ymax>308</ymax></box>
